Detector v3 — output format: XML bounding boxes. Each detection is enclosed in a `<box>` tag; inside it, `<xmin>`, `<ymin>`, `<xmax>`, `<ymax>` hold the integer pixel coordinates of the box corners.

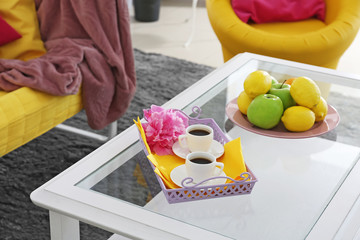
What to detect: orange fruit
<box><xmin>284</xmin><ymin>78</ymin><xmax>296</xmax><ymax>85</ymax></box>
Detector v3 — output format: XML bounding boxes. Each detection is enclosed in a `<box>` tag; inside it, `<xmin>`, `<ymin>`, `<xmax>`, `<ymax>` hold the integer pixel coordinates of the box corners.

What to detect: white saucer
<box><xmin>170</xmin><ymin>164</ymin><xmax>227</xmax><ymax>187</ymax></box>
<box><xmin>172</xmin><ymin>140</ymin><xmax>224</xmax><ymax>159</ymax></box>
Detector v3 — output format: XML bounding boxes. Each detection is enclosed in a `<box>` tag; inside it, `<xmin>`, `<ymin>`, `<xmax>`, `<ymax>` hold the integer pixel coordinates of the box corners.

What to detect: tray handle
<box><xmin>180</xmin><ymin>172</ymin><xmax>253</xmax><ymax>188</ymax></box>
<box><xmin>162</xmin><ymin>106</ymin><xmax>203</xmax><ymax>121</ymax></box>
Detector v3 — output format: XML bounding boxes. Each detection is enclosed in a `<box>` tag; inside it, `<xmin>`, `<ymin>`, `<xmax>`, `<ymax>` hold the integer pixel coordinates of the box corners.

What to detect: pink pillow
<box><xmin>0</xmin><ymin>16</ymin><xmax>22</xmax><ymax>46</ymax></box>
<box><xmin>231</xmin><ymin>0</ymin><xmax>326</xmax><ymax>24</ymax></box>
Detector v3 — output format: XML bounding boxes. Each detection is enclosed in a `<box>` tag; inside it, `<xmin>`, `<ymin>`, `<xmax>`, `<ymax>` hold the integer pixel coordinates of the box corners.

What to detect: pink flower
<box><xmin>143</xmin><ymin>105</ymin><xmax>188</xmax><ymax>155</ymax></box>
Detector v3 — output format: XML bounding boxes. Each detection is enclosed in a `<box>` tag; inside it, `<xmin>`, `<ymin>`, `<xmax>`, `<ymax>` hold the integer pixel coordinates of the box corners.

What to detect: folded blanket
<box><xmin>0</xmin><ymin>0</ymin><xmax>136</xmax><ymax>130</ymax></box>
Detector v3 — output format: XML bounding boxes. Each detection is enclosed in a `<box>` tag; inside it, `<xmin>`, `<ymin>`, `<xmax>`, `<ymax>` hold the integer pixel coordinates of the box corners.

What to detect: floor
<box><xmin>129</xmin><ymin>0</ymin><xmax>360</xmax><ymax>96</ymax></box>
<box><xmin>129</xmin><ymin>0</ymin><xmax>222</xmax><ymax>68</ymax></box>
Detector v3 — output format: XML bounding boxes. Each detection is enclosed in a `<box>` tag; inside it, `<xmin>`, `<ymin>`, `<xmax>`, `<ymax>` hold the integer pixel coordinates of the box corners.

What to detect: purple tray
<box><xmin>138</xmin><ymin>106</ymin><xmax>258</xmax><ymax>204</ymax></box>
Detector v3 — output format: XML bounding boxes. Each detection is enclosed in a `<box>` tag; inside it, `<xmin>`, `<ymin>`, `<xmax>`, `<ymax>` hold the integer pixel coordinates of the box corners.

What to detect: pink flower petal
<box><xmin>142</xmin><ymin>105</ymin><xmax>189</xmax><ymax>155</ymax></box>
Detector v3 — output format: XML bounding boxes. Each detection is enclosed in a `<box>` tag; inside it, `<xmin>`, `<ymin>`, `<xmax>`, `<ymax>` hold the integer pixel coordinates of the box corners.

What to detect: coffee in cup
<box><xmin>185</xmin><ymin>152</ymin><xmax>224</xmax><ymax>183</ymax></box>
<box><xmin>178</xmin><ymin>124</ymin><xmax>214</xmax><ymax>152</ymax></box>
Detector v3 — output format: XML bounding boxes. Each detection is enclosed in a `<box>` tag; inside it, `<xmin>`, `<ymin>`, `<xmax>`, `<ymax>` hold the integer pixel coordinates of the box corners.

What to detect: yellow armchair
<box><xmin>0</xmin><ymin>88</ymin><xmax>82</xmax><ymax>156</ymax></box>
<box><xmin>0</xmin><ymin>0</ymin><xmax>83</xmax><ymax>156</ymax></box>
<box><xmin>206</xmin><ymin>0</ymin><xmax>360</xmax><ymax>96</ymax></box>
<box><xmin>0</xmin><ymin>0</ymin><xmax>132</xmax><ymax>156</ymax></box>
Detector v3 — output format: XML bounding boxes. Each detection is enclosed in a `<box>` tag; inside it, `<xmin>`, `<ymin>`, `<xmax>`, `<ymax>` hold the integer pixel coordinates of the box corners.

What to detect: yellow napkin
<box><xmin>134</xmin><ymin>118</ymin><xmax>248</xmax><ymax>189</ymax></box>
<box><xmin>217</xmin><ymin>137</ymin><xmax>247</xmax><ymax>183</ymax></box>
<box><xmin>147</xmin><ymin>154</ymin><xmax>184</xmax><ymax>189</ymax></box>
<box><xmin>133</xmin><ymin>117</ymin><xmax>151</xmax><ymax>154</ymax></box>
<box><xmin>134</xmin><ymin>118</ymin><xmax>184</xmax><ymax>189</ymax></box>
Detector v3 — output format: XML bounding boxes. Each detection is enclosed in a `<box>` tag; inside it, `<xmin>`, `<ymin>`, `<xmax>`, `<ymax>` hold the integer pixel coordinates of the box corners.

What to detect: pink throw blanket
<box><xmin>0</xmin><ymin>0</ymin><xmax>136</xmax><ymax>130</ymax></box>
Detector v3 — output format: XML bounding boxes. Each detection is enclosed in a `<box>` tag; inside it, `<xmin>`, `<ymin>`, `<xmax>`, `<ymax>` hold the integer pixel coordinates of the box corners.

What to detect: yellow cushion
<box><xmin>0</xmin><ymin>87</ymin><xmax>82</xmax><ymax>156</ymax></box>
<box><xmin>0</xmin><ymin>0</ymin><xmax>46</xmax><ymax>60</ymax></box>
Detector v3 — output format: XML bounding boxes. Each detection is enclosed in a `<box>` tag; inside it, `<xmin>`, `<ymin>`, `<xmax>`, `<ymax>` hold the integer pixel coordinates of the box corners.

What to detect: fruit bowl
<box><xmin>226</xmin><ymin>98</ymin><xmax>340</xmax><ymax>139</ymax></box>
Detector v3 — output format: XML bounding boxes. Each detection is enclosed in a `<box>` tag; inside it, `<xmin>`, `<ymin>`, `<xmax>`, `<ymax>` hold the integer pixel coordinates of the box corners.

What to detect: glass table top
<box><xmin>75</xmin><ymin>56</ymin><xmax>360</xmax><ymax>239</ymax></box>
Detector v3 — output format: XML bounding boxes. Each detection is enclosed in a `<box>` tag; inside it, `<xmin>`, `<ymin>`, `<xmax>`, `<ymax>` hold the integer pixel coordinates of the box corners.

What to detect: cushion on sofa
<box><xmin>0</xmin><ymin>16</ymin><xmax>22</xmax><ymax>46</ymax></box>
<box><xmin>0</xmin><ymin>0</ymin><xmax>46</xmax><ymax>60</ymax></box>
<box><xmin>231</xmin><ymin>0</ymin><xmax>326</xmax><ymax>24</ymax></box>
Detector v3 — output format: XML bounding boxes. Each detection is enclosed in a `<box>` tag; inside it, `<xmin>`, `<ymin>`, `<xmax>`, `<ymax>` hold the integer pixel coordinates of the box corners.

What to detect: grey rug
<box><xmin>0</xmin><ymin>49</ymin><xmax>359</xmax><ymax>240</ymax></box>
<box><xmin>0</xmin><ymin>49</ymin><xmax>214</xmax><ymax>240</ymax></box>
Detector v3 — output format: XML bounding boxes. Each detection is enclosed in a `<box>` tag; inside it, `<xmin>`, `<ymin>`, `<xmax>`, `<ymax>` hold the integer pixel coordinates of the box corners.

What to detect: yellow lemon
<box><xmin>281</xmin><ymin>106</ymin><xmax>315</xmax><ymax>132</ymax></box>
<box><xmin>290</xmin><ymin>76</ymin><xmax>321</xmax><ymax>108</ymax></box>
<box><xmin>311</xmin><ymin>96</ymin><xmax>328</xmax><ymax>122</ymax></box>
<box><xmin>237</xmin><ymin>91</ymin><xmax>253</xmax><ymax>115</ymax></box>
<box><xmin>244</xmin><ymin>70</ymin><xmax>272</xmax><ymax>99</ymax></box>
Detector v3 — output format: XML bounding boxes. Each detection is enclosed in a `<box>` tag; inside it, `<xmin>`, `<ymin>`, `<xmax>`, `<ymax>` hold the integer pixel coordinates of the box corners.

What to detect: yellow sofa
<box><xmin>0</xmin><ymin>0</ymin><xmax>82</xmax><ymax>156</ymax></box>
<box><xmin>0</xmin><ymin>0</ymin><xmax>126</xmax><ymax>156</ymax></box>
<box><xmin>0</xmin><ymin>88</ymin><xmax>82</xmax><ymax>156</ymax></box>
<box><xmin>206</xmin><ymin>0</ymin><xmax>360</xmax><ymax>96</ymax></box>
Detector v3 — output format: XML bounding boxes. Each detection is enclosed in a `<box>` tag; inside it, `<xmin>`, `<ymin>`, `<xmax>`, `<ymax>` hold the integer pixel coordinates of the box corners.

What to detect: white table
<box><xmin>31</xmin><ymin>53</ymin><xmax>360</xmax><ymax>240</ymax></box>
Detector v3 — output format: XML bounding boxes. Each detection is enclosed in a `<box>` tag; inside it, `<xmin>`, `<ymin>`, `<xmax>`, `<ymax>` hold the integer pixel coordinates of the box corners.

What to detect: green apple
<box><xmin>268</xmin><ymin>83</ymin><xmax>296</xmax><ymax>110</ymax></box>
<box><xmin>271</xmin><ymin>76</ymin><xmax>278</xmax><ymax>85</ymax></box>
<box><xmin>247</xmin><ymin>94</ymin><xmax>284</xmax><ymax>129</ymax></box>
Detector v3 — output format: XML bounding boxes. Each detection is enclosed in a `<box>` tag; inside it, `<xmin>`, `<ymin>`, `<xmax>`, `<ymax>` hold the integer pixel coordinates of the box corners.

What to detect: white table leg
<box><xmin>49</xmin><ymin>211</ymin><xmax>80</xmax><ymax>240</ymax></box>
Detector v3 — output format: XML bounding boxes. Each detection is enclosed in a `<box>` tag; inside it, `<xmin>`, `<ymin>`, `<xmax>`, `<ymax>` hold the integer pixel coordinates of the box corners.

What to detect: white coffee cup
<box><xmin>185</xmin><ymin>152</ymin><xmax>224</xmax><ymax>183</ymax></box>
<box><xmin>178</xmin><ymin>124</ymin><xmax>214</xmax><ymax>152</ymax></box>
